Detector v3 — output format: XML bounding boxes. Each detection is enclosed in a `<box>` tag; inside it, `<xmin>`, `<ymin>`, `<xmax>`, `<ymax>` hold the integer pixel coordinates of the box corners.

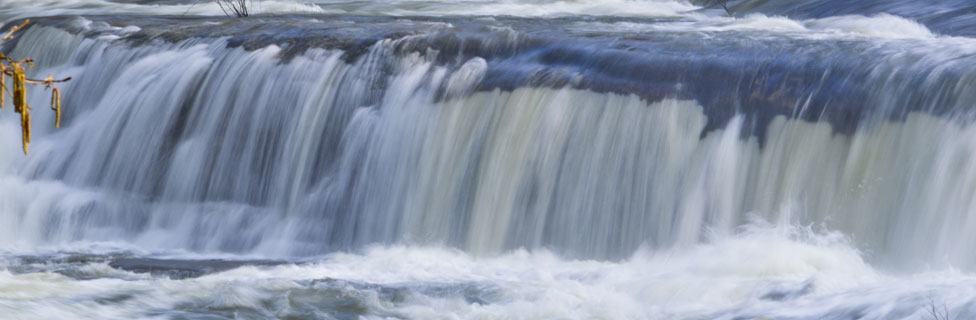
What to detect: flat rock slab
<box><xmin>109</xmin><ymin>257</ymin><xmax>288</xmax><ymax>279</ymax></box>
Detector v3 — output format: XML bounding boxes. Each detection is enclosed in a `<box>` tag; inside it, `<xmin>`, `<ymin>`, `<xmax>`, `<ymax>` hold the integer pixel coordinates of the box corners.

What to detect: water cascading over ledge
<box><xmin>2</xmin><ymin>15</ymin><xmax>976</xmax><ymax>270</ymax></box>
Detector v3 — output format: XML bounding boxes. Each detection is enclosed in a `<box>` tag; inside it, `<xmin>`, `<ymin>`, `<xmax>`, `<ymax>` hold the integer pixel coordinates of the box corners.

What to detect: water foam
<box><xmin>576</xmin><ymin>12</ymin><xmax>941</xmax><ymax>40</ymax></box>
<box><xmin>0</xmin><ymin>0</ymin><xmax>325</xmax><ymax>22</ymax></box>
<box><xmin>2</xmin><ymin>226</ymin><xmax>973</xmax><ymax>319</ymax></box>
<box><xmin>314</xmin><ymin>0</ymin><xmax>697</xmax><ymax>17</ymax></box>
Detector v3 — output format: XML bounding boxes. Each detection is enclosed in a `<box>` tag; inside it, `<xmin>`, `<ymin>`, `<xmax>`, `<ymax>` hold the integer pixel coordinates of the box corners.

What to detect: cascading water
<box><xmin>3</xmin><ymin>0</ymin><xmax>976</xmax><ymax>319</ymax></box>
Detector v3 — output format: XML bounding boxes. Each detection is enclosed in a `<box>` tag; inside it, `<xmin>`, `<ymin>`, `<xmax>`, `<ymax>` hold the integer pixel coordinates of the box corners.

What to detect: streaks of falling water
<box><xmin>1</xmin><ymin>19</ymin><xmax>976</xmax><ymax>273</ymax></box>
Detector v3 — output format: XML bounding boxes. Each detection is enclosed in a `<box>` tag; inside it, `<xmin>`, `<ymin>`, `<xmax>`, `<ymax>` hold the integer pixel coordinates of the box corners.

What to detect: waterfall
<box><xmin>1</xmin><ymin>15</ymin><xmax>976</xmax><ymax>271</ymax></box>
<box><xmin>7</xmin><ymin>0</ymin><xmax>976</xmax><ymax>318</ymax></box>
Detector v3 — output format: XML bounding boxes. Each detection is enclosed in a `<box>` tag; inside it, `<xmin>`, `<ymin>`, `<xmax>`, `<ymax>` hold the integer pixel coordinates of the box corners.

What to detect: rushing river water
<box><xmin>3</xmin><ymin>0</ymin><xmax>976</xmax><ymax>319</ymax></box>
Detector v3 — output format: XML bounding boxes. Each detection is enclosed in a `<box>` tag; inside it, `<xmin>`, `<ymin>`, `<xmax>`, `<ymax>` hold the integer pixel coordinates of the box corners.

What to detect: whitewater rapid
<box><xmin>4</xmin><ymin>226</ymin><xmax>972</xmax><ymax>319</ymax></box>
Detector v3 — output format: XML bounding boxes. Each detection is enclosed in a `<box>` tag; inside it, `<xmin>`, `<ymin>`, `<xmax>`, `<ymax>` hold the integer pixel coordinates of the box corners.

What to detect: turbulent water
<box><xmin>3</xmin><ymin>0</ymin><xmax>976</xmax><ymax>319</ymax></box>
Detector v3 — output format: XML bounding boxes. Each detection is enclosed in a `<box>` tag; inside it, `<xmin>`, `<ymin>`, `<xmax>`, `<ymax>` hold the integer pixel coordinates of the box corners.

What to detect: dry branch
<box><xmin>0</xmin><ymin>19</ymin><xmax>70</xmax><ymax>154</ymax></box>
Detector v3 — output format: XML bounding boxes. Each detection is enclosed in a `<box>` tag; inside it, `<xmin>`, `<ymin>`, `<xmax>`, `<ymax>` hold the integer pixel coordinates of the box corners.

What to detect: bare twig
<box><xmin>926</xmin><ymin>297</ymin><xmax>951</xmax><ymax>320</ymax></box>
<box><xmin>0</xmin><ymin>70</ymin><xmax>71</xmax><ymax>85</ymax></box>
<box><xmin>714</xmin><ymin>0</ymin><xmax>733</xmax><ymax>17</ymax></box>
<box><xmin>215</xmin><ymin>0</ymin><xmax>249</xmax><ymax>17</ymax></box>
<box><xmin>1</xmin><ymin>20</ymin><xmax>29</xmax><ymax>41</ymax></box>
<box><xmin>0</xmin><ymin>19</ymin><xmax>70</xmax><ymax>154</ymax></box>
<box><xmin>182</xmin><ymin>0</ymin><xmax>207</xmax><ymax>16</ymax></box>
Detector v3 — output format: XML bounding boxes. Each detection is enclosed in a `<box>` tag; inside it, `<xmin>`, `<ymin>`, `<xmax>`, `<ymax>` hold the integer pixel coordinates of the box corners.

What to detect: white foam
<box><xmin>2</xmin><ymin>226</ymin><xmax>974</xmax><ymax>319</ymax></box>
<box><xmin>701</xmin><ymin>13</ymin><xmax>808</xmax><ymax>33</ymax></box>
<box><xmin>573</xmin><ymin>12</ymin><xmax>944</xmax><ymax>41</ymax></box>
<box><xmin>709</xmin><ymin>13</ymin><xmax>937</xmax><ymax>39</ymax></box>
<box><xmin>0</xmin><ymin>0</ymin><xmax>699</xmax><ymax>22</ymax></box>
<box><xmin>314</xmin><ymin>0</ymin><xmax>697</xmax><ymax>18</ymax></box>
<box><xmin>804</xmin><ymin>13</ymin><xmax>935</xmax><ymax>39</ymax></box>
<box><xmin>0</xmin><ymin>0</ymin><xmax>325</xmax><ymax>22</ymax></box>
